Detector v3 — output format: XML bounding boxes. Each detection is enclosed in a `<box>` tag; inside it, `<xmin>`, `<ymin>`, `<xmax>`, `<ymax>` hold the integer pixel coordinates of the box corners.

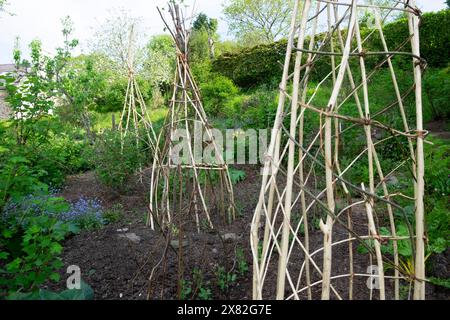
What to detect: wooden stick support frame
<box><xmin>148</xmin><ymin>2</ymin><xmax>236</xmax><ymax>233</ymax></box>
<box><xmin>251</xmin><ymin>0</ymin><xmax>426</xmax><ymax>301</ymax></box>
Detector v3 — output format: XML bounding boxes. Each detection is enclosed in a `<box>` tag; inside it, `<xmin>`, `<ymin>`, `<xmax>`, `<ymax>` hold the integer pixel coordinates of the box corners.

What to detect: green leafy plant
<box><xmin>179</xmin><ymin>279</ymin><xmax>193</xmax><ymax>300</ymax></box>
<box><xmin>192</xmin><ymin>268</ymin><xmax>213</xmax><ymax>300</ymax></box>
<box><xmin>90</xmin><ymin>129</ymin><xmax>147</xmax><ymax>191</ymax></box>
<box><xmin>0</xmin><ymin>155</ymin><xmax>47</xmax><ymax>211</ymax></box>
<box><xmin>200</xmin><ymin>74</ymin><xmax>239</xmax><ymax>117</ymax></box>
<box><xmin>236</xmin><ymin>246</ymin><xmax>249</xmax><ymax>276</ymax></box>
<box><xmin>102</xmin><ymin>204</ymin><xmax>124</xmax><ymax>224</ymax></box>
<box><xmin>429</xmin><ymin>277</ymin><xmax>450</xmax><ymax>290</ymax></box>
<box><xmin>7</xmin><ymin>280</ymin><xmax>94</xmax><ymax>300</ymax></box>
<box><xmin>198</xmin><ymin>287</ymin><xmax>213</xmax><ymax>300</ymax></box>
<box><xmin>424</xmin><ymin>67</ymin><xmax>450</xmax><ymax>121</ymax></box>
<box><xmin>0</xmin><ymin>215</ymin><xmax>74</xmax><ymax>295</ymax></box>
<box><xmin>215</xmin><ymin>266</ymin><xmax>237</xmax><ymax>292</ymax></box>
<box><xmin>229</xmin><ymin>168</ymin><xmax>246</xmax><ymax>185</ymax></box>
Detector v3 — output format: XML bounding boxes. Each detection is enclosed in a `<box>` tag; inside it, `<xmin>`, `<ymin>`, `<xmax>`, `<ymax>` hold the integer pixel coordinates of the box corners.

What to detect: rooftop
<box><xmin>0</xmin><ymin>64</ymin><xmax>15</xmax><ymax>74</ymax></box>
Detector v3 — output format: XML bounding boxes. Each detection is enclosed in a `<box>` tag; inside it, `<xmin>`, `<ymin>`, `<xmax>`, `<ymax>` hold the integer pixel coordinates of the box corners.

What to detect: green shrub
<box><xmin>213</xmin><ymin>10</ymin><xmax>450</xmax><ymax>88</ymax></box>
<box><xmin>424</xmin><ymin>137</ymin><xmax>450</xmax><ymax>197</ymax></box>
<box><xmin>212</xmin><ymin>39</ymin><xmax>289</xmax><ymax>88</ymax></box>
<box><xmin>102</xmin><ymin>204</ymin><xmax>124</xmax><ymax>224</ymax></box>
<box><xmin>101</xmin><ymin>78</ymin><xmax>129</xmax><ymax>113</ymax></box>
<box><xmin>0</xmin><ymin>216</ymin><xmax>67</xmax><ymax>293</ymax></box>
<box><xmin>200</xmin><ymin>75</ymin><xmax>239</xmax><ymax>117</ymax></box>
<box><xmin>0</xmin><ymin>123</ymin><xmax>91</xmax><ymax>202</ymax></box>
<box><xmin>382</xmin><ymin>10</ymin><xmax>450</xmax><ymax>69</ymax></box>
<box><xmin>191</xmin><ymin>61</ymin><xmax>214</xmax><ymax>85</ymax></box>
<box><xmin>233</xmin><ymin>87</ymin><xmax>278</xmax><ymax>129</ymax></box>
<box><xmin>29</xmin><ymin>136</ymin><xmax>91</xmax><ymax>187</ymax></box>
<box><xmin>426</xmin><ymin>199</ymin><xmax>450</xmax><ymax>255</ymax></box>
<box><xmin>424</xmin><ymin>67</ymin><xmax>450</xmax><ymax>121</ymax></box>
<box><xmin>0</xmin><ymin>155</ymin><xmax>47</xmax><ymax>211</ymax></box>
<box><xmin>424</xmin><ymin>137</ymin><xmax>450</xmax><ymax>255</ymax></box>
<box><xmin>89</xmin><ymin>130</ymin><xmax>148</xmax><ymax>191</ymax></box>
<box><xmin>0</xmin><ymin>206</ymin><xmax>77</xmax><ymax>296</ymax></box>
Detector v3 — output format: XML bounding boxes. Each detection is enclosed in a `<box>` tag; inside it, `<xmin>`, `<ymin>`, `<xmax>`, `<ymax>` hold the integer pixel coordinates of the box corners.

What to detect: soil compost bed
<box><xmin>46</xmin><ymin>165</ymin><xmax>449</xmax><ymax>300</ymax></box>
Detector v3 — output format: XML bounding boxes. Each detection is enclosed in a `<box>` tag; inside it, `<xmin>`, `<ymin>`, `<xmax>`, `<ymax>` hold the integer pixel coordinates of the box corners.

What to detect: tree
<box><xmin>189</xmin><ymin>29</ymin><xmax>212</xmax><ymax>64</ymax></box>
<box><xmin>359</xmin><ymin>0</ymin><xmax>402</xmax><ymax>27</ymax></box>
<box><xmin>59</xmin><ymin>55</ymin><xmax>106</xmax><ymax>140</ymax></box>
<box><xmin>5</xmin><ymin>40</ymin><xmax>55</xmax><ymax>146</ymax></box>
<box><xmin>0</xmin><ymin>0</ymin><xmax>12</xmax><ymax>17</ymax></box>
<box><xmin>223</xmin><ymin>0</ymin><xmax>294</xmax><ymax>46</ymax></box>
<box><xmin>447</xmin><ymin>0</ymin><xmax>450</xmax><ymax>9</ymax></box>
<box><xmin>144</xmin><ymin>35</ymin><xmax>175</xmax><ymax>87</ymax></box>
<box><xmin>193</xmin><ymin>13</ymin><xmax>218</xmax><ymax>59</ymax></box>
<box><xmin>0</xmin><ymin>0</ymin><xmax>7</xmax><ymax>12</ymax></box>
<box><xmin>90</xmin><ymin>9</ymin><xmax>145</xmax><ymax>74</ymax></box>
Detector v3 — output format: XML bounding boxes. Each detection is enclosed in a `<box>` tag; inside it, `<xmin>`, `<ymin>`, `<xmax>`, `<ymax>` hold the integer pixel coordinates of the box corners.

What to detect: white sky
<box><xmin>0</xmin><ymin>0</ymin><xmax>447</xmax><ymax>64</ymax></box>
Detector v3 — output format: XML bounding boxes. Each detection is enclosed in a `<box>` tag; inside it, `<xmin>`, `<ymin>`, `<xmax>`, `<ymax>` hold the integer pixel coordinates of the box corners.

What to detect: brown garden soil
<box><xmin>45</xmin><ymin>164</ymin><xmax>449</xmax><ymax>300</ymax></box>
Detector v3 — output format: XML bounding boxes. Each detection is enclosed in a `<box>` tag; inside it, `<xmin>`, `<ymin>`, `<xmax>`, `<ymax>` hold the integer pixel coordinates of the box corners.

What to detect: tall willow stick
<box><xmin>408</xmin><ymin>0</ymin><xmax>426</xmax><ymax>301</ymax></box>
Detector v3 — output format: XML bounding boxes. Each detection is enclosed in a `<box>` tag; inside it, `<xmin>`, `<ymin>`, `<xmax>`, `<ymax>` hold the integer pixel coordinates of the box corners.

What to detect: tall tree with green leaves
<box><xmin>5</xmin><ymin>39</ymin><xmax>55</xmax><ymax>146</ymax></box>
<box><xmin>223</xmin><ymin>0</ymin><xmax>294</xmax><ymax>46</ymax></box>
<box><xmin>144</xmin><ymin>34</ymin><xmax>175</xmax><ymax>87</ymax></box>
<box><xmin>193</xmin><ymin>13</ymin><xmax>218</xmax><ymax>59</ymax></box>
<box><xmin>142</xmin><ymin>34</ymin><xmax>175</xmax><ymax>108</ymax></box>
<box><xmin>60</xmin><ymin>55</ymin><xmax>106</xmax><ymax>140</ymax></box>
<box><xmin>446</xmin><ymin>0</ymin><xmax>450</xmax><ymax>9</ymax></box>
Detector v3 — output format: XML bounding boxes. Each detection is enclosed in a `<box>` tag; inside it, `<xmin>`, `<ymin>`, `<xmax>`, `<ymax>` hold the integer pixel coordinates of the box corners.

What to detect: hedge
<box><xmin>213</xmin><ymin>10</ymin><xmax>450</xmax><ymax>88</ymax></box>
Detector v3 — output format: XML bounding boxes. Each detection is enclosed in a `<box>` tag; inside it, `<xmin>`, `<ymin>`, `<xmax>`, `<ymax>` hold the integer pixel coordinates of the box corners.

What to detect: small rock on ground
<box><xmin>118</xmin><ymin>233</ymin><xmax>141</xmax><ymax>244</ymax></box>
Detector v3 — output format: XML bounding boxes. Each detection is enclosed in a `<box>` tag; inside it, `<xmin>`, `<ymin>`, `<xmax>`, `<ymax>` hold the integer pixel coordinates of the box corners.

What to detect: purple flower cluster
<box><xmin>60</xmin><ymin>197</ymin><xmax>105</xmax><ymax>225</ymax></box>
<box><xmin>3</xmin><ymin>194</ymin><xmax>56</xmax><ymax>223</ymax></box>
<box><xmin>3</xmin><ymin>194</ymin><xmax>105</xmax><ymax>229</ymax></box>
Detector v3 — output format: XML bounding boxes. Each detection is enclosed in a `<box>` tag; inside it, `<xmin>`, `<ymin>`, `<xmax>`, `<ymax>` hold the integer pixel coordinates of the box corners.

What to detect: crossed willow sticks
<box><xmin>251</xmin><ymin>0</ymin><xmax>427</xmax><ymax>300</ymax></box>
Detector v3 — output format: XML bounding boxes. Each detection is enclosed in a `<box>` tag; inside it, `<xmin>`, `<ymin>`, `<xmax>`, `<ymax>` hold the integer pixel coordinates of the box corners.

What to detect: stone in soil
<box><xmin>171</xmin><ymin>239</ymin><xmax>189</xmax><ymax>249</ymax></box>
<box><xmin>118</xmin><ymin>233</ymin><xmax>141</xmax><ymax>244</ymax></box>
<box><xmin>221</xmin><ymin>233</ymin><xmax>240</xmax><ymax>242</ymax></box>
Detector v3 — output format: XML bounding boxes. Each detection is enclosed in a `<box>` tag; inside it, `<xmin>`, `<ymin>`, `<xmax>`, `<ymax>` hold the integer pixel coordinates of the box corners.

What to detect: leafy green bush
<box><xmin>426</xmin><ymin>200</ymin><xmax>450</xmax><ymax>255</ymax></box>
<box><xmin>212</xmin><ymin>39</ymin><xmax>289</xmax><ymax>88</ymax></box>
<box><xmin>8</xmin><ymin>280</ymin><xmax>94</xmax><ymax>300</ymax></box>
<box><xmin>0</xmin><ymin>155</ymin><xmax>47</xmax><ymax>211</ymax></box>
<box><xmin>425</xmin><ymin>137</ymin><xmax>450</xmax><ymax>197</ymax></box>
<box><xmin>381</xmin><ymin>10</ymin><xmax>450</xmax><ymax>69</ymax></box>
<box><xmin>0</xmin><ymin>194</ymin><xmax>78</xmax><ymax>296</ymax></box>
<box><xmin>30</xmin><ymin>136</ymin><xmax>91</xmax><ymax>187</ymax></box>
<box><xmin>238</xmin><ymin>88</ymin><xmax>278</xmax><ymax>129</ymax></box>
<box><xmin>424</xmin><ymin>137</ymin><xmax>450</xmax><ymax>255</ymax></box>
<box><xmin>102</xmin><ymin>204</ymin><xmax>124</xmax><ymax>224</ymax></box>
<box><xmin>0</xmin><ymin>215</ymin><xmax>71</xmax><ymax>294</ymax></box>
<box><xmin>0</xmin><ymin>121</ymin><xmax>91</xmax><ymax>202</ymax></box>
<box><xmin>200</xmin><ymin>75</ymin><xmax>239</xmax><ymax>117</ymax></box>
<box><xmin>424</xmin><ymin>67</ymin><xmax>450</xmax><ymax>121</ymax></box>
<box><xmin>89</xmin><ymin>130</ymin><xmax>147</xmax><ymax>191</ymax></box>
<box><xmin>213</xmin><ymin>10</ymin><xmax>450</xmax><ymax>88</ymax></box>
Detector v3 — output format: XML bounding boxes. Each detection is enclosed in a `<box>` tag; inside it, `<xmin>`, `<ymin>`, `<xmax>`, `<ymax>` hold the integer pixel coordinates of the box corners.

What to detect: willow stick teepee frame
<box><xmin>148</xmin><ymin>3</ymin><xmax>235</xmax><ymax>232</ymax></box>
<box><xmin>119</xmin><ymin>25</ymin><xmax>158</xmax><ymax>164</ymax></box>
<box><xmin>251</xmin><ymin>0</ymin><xmax>426</xmax><ymax>300</ymax></box>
